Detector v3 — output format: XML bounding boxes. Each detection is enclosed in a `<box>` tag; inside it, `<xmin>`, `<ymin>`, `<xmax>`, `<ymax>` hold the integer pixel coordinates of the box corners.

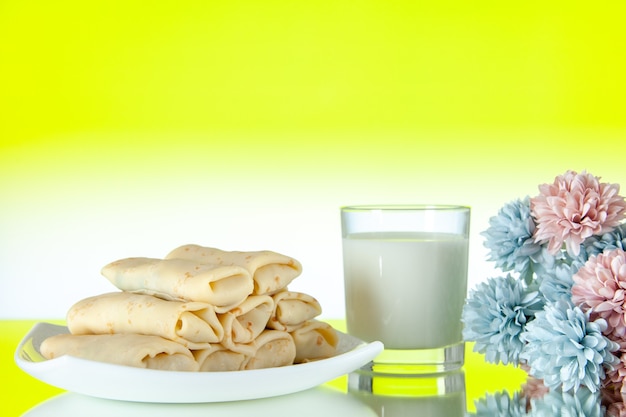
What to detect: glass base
<box><xmin>348</xmin><ymin>369</ymin><xmax>466</xmax><ymax>416</ymax></box>
<box><xmin>361</xmin><ymin>342</ymin><xmax>464</xmax><ymax>375</ymax></box>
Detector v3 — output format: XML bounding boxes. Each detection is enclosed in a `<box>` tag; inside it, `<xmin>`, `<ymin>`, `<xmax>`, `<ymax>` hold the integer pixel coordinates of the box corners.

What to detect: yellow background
<box><xmin>3</xmin><ymin>1</ymin><xmax>625</xmax><ymax>180</ymax></box>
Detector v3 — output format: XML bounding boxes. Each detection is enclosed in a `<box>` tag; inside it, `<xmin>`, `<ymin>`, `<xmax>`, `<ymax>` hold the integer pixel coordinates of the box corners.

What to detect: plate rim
<box><xmin>15</xmin><ymin>321</ymin><xmax>384</xmax><ymax>403</ymax></box>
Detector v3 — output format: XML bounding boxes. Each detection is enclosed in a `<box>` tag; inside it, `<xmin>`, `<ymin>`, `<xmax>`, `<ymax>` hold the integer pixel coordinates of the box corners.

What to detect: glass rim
<box><xmin>341</xmin><ymin>204</ymin><xmax>470</xmax><ymax>212</ymax></box>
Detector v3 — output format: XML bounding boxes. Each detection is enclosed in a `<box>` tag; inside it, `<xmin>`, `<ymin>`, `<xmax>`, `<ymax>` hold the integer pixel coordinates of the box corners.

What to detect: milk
<box><xmin>342</xmin><ymin>231</ymin><xmax>469</xmax><ymax>349</ymax></box>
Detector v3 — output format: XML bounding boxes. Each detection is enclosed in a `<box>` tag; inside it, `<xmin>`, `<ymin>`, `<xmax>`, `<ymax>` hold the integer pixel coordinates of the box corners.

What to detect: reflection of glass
<box><xmin>348</xmin><ymin>370</ymin><xmax>466</xmax><ymax>417</ymax></box>
<box><xmin>22</xmin><ymin>386</ymin><xmax>378</xmax><ymax>417</ymax></box>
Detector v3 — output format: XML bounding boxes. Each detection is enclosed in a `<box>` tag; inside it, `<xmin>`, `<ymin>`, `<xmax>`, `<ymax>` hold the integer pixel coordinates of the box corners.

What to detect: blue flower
<box><xmin>579</xmin><ymin>223</ymin><xmax>626</xmax><ymax>262</ymax></box>
<box><xmin>469</xmin><ymin>390</ymin><xmax>527</xmax><ymax>417</ymax></box>
<box><xmin>462</xmin><ymin>275</ymin><xmax>544</xmax><ymax>365</ymax></box>
<box><xmin>481</xmin><ymin>197</ymin><xmax>549</xmax><ymax>283</ymax></box>
<box><xmin>527</xmin><ymin>386</ymin><xmax>604</xmax><ymax>417</ymax></box>
<box><xmin>519</xmin><ymin>300</ymin><xmax>620</xmax><ymax>393</ymax></box>
<box><xmin>536</xmin><ymin>259</ymin><xmax>578</xmax><ymax>303</ymax></box>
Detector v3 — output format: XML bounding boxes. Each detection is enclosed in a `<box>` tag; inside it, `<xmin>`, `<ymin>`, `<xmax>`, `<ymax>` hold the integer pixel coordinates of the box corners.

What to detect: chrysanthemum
<box><xmin>522</xmin><ymin>375</ymin><xmax>550</xmax><ymax>404</ymax></box>
<box><xmin>530</xmin><ymin>170</ymin><xmax>626</xmax><ymax>257</ymax></box>
<box><xmin>470</xmin><ymin>391</ymin><xmax>527</xmax><ymax>417</ymax></box>
<box><xmin>482</xmin><ymin>197</ymin><xmax>547</xmax><ymax>283</ymax></box>
<box><xmin>581</xmin><ymin>223</ymin><xmax>626</xmax><ymax>261</ymax></box>
<box><xmin>462</xmin><ymin>275</ymin><xmax>544</xmax><ymax>365</ymax></box>
<box><xmin>602</xmin><ymin>379</ymin><xmax>626</xmax><ymax>405</ymax></box>
<box><xmin>520</xmin><ymin>300</ymin><xmax>620</xmax><ymax>392</ymax></box>
<box><xmin>607</xmin><ymin>402</ymin><xmax>626</xmax><ymax>417</ymax></box>
<box><xmin>527</xmin><ymin>386</ymin><xmax>604</xmax><ymax>417</ymax></box>
<box><xmin>572</xmin><ymin>248</ymin><xmax>626</xmax><ymax>339</ymax></box>
<box><xmin>602</xmin><ymin>350</ymin><xmax>626</xmax><ymax>404</ymax></box>
<box><xmin>537</xmin><ymin>256</ymin><xmax>585</xmax><ymax>304</ymax></box>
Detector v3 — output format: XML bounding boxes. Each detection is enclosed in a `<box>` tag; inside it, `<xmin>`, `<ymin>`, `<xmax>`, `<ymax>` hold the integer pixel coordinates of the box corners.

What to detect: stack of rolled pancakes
<box><xmin>40</xmin><ymin>244</ymin><xmax>339</xmax><ymax>372</ymax></box>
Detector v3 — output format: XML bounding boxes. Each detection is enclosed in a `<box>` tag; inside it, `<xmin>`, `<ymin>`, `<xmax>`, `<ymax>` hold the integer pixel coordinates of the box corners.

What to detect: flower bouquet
<box><xmin>462</xmin><ymin>170</ymin><xmax>626</xmax><ymax>415</ymax></box>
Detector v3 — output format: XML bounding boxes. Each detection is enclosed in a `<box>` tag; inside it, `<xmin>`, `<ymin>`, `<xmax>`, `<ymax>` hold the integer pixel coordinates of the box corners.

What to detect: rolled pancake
<box><xmin>219</xmin><ymin>295</ymin><xmax>274</xmax><ymax>352</ymax></box>
<box><xmin>193</xmin><ymin>344</ymin><xmax>248</xmax><ymax>372</ymax></box>
<box><xmin>241</xmin><ymin>330</ymin><xmax>296</xmax><ymax>370</ymax></box>
<box><xmin>290</xmin><ymin>320</ymin><xmax>338</xmax><ymax>363</ymax></box>
<box><xmin>40</xmin><ymin>333</ymin><xmax>199</xmax><ymax>371</ymax></box>
<box><xmin>165</xmin><ymin>244</ymin><xmax>302</xmax><ymax>295</ymax></box>
<box><xmin>101</xmin><ymin>257</ymin><xmax>253</xmax><ymax>312</ymax></box>
<box><xmin>267</xmin><ymin>291</ymin><xmax>322</xmax><ymax>332</ymax></box>
<box><xmin>67</xmin><ymin>292</ymin><xmax>224</xmax><ymax>349</ymax></box>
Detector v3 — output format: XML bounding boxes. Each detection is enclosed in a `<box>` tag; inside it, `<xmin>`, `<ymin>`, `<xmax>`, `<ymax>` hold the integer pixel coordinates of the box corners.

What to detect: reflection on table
<box><xmin>349</xmin><ymin>369</ymin><xmax>467</xmax><ymax>417</ymax></box>
<box><xmin>22</xmin><ymin>372</ymin><xmax>471</xmax><ymax>417</ymax></box>
<box><xmin>22</xmin><ymin>386</ymin><xmax>377</xmax><ymax>417</ymax></box>
<box><xmin>22</xmin><ymin>369</ymin><xmax>622</xmax><ymax>417</ymax></box>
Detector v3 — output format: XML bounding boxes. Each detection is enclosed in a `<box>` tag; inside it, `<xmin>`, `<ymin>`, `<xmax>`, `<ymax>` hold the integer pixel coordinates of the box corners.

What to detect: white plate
<box><xmin>15</xmin><ymin>322</ymin><xmax>384</xmax><ymax>403</ymax></box>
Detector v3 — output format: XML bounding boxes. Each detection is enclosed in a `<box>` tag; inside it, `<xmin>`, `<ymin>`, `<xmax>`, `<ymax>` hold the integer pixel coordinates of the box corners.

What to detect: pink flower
<box><xmin>519</xmin><ymin>363</ymin><xmax>549</xmax><ymax>412</ymax></box>
<box><xmin>603</xmin><ymin>350</ymin><xmax>626</xmax><ymax>393</ymax></box>
<box><xmin>522</xmin><ymin>375</ymin><xmax>549</xmax><ymax>411</ymax></box>
<box><xmin>604</xmin><ymin>383</ymin><xmax>626</xmax><ymax>417</ymax></box>
<box><xmin>608</xmin><ymin>402</ymin><xmax>626</xmax><ymax>417</ymax></box>
<box><xmin>530</xmin><ymin>170</ymin><xmax>626</xmax><ymax>256</ymax></box>
<box><xmin>572</xmin><ymin>249</ymin><xmax>626</xmax><ymax>338</ymax></box>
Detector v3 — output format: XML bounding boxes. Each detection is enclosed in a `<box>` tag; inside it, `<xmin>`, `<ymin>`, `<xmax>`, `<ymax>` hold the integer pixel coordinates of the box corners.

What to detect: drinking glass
<box><xmin>341</xmin><ymin>205</ymin><xmax>470</xmax><ymax>374</ymax></box>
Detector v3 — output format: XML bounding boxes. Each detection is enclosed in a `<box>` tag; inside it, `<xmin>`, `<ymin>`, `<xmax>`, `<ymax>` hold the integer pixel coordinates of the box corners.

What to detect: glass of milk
<box><xmin>341</xmin><ymin>205</ymin><xmax>470</xmax><ymax>374</ymax></box>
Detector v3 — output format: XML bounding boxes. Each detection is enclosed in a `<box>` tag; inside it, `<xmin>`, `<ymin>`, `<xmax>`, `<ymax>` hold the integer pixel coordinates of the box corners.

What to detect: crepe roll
<box><xmin>219</xmin><ymin>295</ymin><xmax>274</xmax><ymax>352</ymax></box>
<box><xmin>241</xmin><ymin>330</ymin><xmax>296</xmax><ymax>370</ymax></box>
<box><xmin>101</xmin><ymin>257</ymin><xmax>253</xmax><ymax>312</ymax></box>
<box><xmin>40</xmin><ymin>333</ymin><xmax>199</xmax><ymax>371</ymax></box>
<box><xmin>193</xmin><ymin>344</ymin><xmax>248</xmax><ymax>372</ymax></box>
<box><xmin>290</xmin><ymin>320</ymin><xmax>338</xmax><ymax>363</ymax></box>
<box><xmin>67</xmin><ymin>292</ymin><xmax>224</xmax><ymax>349</ymax></box>
<box><xmin>165</xmin><ymin>244</ymin><xmax>302</xmax><ymax>295</ymax></box>
<box><xmin>267</xmin><ymin>291</ymin><xmax>322</xmax><ymax>332</ymax></box>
